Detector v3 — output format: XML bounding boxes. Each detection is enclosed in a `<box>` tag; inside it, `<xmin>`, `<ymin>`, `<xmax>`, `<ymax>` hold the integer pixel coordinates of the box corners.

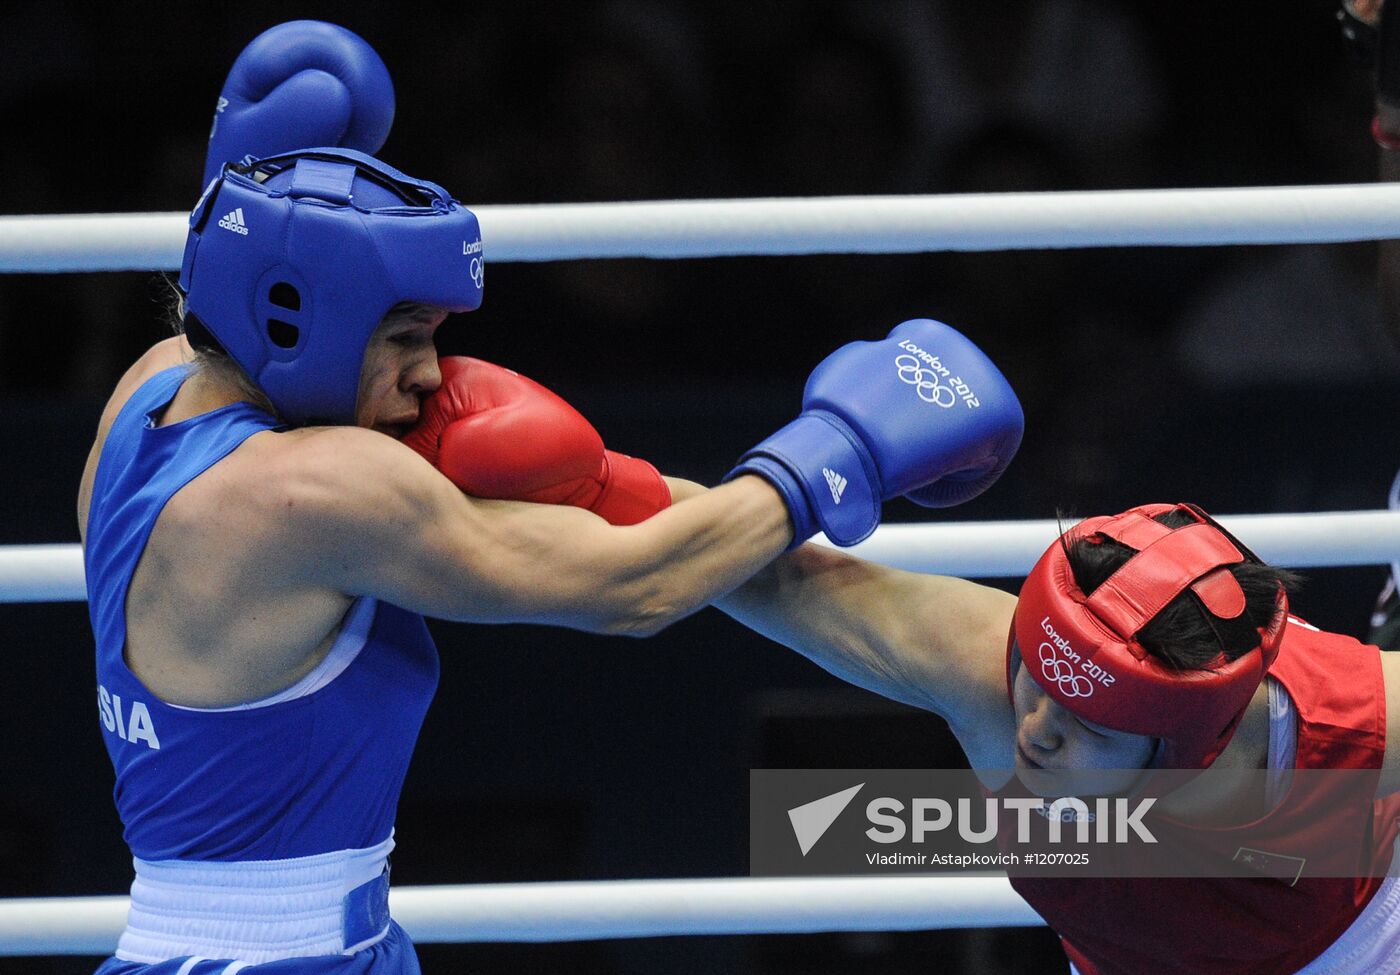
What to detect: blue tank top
<box><xmin>86</xmin><ymin>365</ymin><xmax>439</xmax><ymax>861</ymax></box>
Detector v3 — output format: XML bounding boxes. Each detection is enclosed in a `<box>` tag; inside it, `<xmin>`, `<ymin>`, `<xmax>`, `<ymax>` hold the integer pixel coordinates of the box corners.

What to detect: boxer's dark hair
<box><xmin>1062</xmin><ymin>509</ymin><xmax>1302</xmax><ymax>671</ymax></box>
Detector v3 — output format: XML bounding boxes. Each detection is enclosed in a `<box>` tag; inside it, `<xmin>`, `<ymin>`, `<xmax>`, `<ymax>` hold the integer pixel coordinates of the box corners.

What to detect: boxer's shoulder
<box><xmin>79</xmin><ymin>338</ymin><xmax>195</xmax><ymax>540</ymax></box>
<box><xmin>166</xmin><ymin>422</ymin><xmax>438</xmax><ymax>566</ymax></box>
<box><xmin>99</xmin><ymin>337</ymin><xmax>191</xmax><ymax>430</ymax></box>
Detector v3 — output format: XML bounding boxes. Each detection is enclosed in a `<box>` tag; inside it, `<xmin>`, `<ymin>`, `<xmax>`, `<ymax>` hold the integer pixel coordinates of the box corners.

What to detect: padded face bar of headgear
<box><xmin>179</xmin><ymin>147</ymin><xmax>484</xmax><ymax>424</ymax></box>
<box><xmin>1081</xmin><ymin>512</ymin><xmax>1248</xmax><ymax>629</ymax></box>
<box><xmin>1006</xmin><ymin>503</ymin><xmax>1288</xmax><ymax>775</ymax></box>
<box><xmin>1084</xmin><ymin>520</ymin><xmax>1249</xmax><ymax>655</ymax></box>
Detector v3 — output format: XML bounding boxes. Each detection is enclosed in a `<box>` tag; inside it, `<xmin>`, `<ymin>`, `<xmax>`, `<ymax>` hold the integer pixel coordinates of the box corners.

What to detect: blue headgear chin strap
<box><xmin>178</xmin><ymin>147</ymin><xmax>484</xmax><ymax>424</ymax></box>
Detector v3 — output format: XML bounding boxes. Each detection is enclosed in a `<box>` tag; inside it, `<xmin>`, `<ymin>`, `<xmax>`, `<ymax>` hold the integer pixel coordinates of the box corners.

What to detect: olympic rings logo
<box><xmin>469</xmin><ymin>257</ymin><xmax>485</xmax><ymax>290</ymax></box>
<box><xmin>894</xmin><ymin>354</ymin><xmax>956</xmax><ymax>408</ymax></box>
<box><xmin>1038</xmin><ymin>642</ymin><xmax>1095</xmax><ymax>698</ymax></box>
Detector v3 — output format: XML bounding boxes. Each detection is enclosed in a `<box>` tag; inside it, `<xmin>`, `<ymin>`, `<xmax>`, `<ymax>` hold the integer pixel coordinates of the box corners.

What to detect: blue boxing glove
<box><xmin>201</xmin><ymin>20</ymin><xmax>395</xmax><ymax>190</ymax></box>
<box><xmin>727</xmin><ymin>319</ymin><xmax>1023</xmax><ymax>547</ymax></box>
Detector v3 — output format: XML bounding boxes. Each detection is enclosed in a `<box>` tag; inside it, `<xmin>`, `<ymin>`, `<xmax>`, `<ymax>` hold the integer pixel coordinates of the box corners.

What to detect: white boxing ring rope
<box><xmin>5</xmin><ymin>183</ymin><xmax>1400</xmax><ymax>272</ymax></box>
<box><xmin>6</xmin><ymin>510</ymin><xmax>1400</xmax><ymax>604</ymax></box>
<box><xmin>1</xmin><ymin>184</ymin><xmax>1398</xmax><ymax>953</ymax></box>
<box><xmin>0</xmin><ymin>877</ymin><xmax>1043</xmax><ymax>955</ymax></box>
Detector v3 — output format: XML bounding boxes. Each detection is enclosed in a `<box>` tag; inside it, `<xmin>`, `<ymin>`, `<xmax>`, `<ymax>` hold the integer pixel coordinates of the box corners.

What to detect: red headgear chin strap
<box><xmin>1007</xmin><ymin>503</ymin><xmax>1288</xmax><ymax>775</ymax></box>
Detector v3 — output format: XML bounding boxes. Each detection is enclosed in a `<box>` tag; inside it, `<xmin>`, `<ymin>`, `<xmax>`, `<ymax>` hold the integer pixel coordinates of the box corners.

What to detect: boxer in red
<box><xmin>721</xmin><ymin>503</ymin><xmax>1400</xmax><ymax>975</ymax></box>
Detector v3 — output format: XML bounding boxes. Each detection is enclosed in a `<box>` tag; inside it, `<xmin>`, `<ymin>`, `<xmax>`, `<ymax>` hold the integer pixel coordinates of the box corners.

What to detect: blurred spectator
<box><xmin>1338</xmin><ymin>0</ymin><xmax>1400</xmax><ymax>647</ymax></box>
<box><xmin>1169</xmin><ymin>243</ymin><xmax>1398</xmax><ymax>388</ymax></box>
<box><xmin>716</xmin><ymin>4</ymin><xmax>922</xmax><ymax>196</ymax></box>
<box><xmin>899</xmin><ymin>0</ymin><xmax>1166</xmax><ymax>189</ymax></box>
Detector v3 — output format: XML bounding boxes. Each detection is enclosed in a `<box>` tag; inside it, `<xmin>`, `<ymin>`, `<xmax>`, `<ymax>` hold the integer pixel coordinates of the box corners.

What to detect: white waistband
<box><xmin>115</xmin><ymin>833</ymin><xmax>394</xmax><ymax>965</ymax></box>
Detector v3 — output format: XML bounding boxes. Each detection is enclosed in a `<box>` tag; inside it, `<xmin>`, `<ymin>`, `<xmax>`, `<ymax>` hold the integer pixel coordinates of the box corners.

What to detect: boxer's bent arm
<box><xmin>278</xmin><ymin>429</ymin><xmax>792</xmax><ymax>634</ymax></box>
<box><xmin>717</xmin><ymin>545</ymin><xmax>1016</xmax><ymax>731</ymax></box>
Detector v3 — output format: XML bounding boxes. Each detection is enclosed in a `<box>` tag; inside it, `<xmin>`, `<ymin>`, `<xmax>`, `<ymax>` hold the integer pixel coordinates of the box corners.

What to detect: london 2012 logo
<box><xmin>892</xmin><ymin>338</ymin><xmax>981</xmax><ymax>409</ymax></box>
<box><xmin>1039</xmin><ymin>641</ymin><xmax>1095</xmax><ymax>698</ymax></box>
<box><xmin>463</xmin><ymin>239</ymin><xmax>485</xmax><ymax>290</ymax></box>
<box><xmin>895</xmin><ymin>354</ymin><xmax>957</xmax><ymax>407</ymax></box>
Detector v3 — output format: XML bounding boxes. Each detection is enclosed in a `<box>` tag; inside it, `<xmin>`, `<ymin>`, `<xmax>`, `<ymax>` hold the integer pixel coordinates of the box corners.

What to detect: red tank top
<box><xmin>1007</xmin><ymin>618</ymin><xmax>1398</xmax><ymax>975</ymax></box>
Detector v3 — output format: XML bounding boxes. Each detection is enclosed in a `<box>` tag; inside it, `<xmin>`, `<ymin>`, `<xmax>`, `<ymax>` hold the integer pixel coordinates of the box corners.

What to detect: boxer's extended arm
<box><xmin>277</xmin><ymin>428</ymin><xmax>791</xmax><ymax>635</ymax></box>
<box><xmin>718</xmin><ymin>535</ymin><xmax>1015</xmax><ymax>734</ymax></box>
<box><xmin>719</xmin><ymin>546</ymin><xmax>1015</xmax><ymax>715</ymax></box>
<box><xmin>310</xmin><ymin>317</ymin><xmax>1021</xmax><ymax>642</ymax></box>
<box><xmin>668</xmin><ymin>475</ymin><xmax>1012</xmax><ymax>727</ymax></box>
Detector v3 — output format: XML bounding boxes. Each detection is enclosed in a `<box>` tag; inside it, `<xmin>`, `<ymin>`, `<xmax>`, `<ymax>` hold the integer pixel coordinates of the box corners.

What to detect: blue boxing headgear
<box><xmin>178</xmin><ymin>147</ymin><xmax>484</xmax><ymax>424</ymax></box>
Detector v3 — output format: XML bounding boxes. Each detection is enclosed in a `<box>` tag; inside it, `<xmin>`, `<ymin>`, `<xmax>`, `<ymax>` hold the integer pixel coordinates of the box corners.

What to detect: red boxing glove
<box><xmin>402</xmin><ymin>357</ymin><xmax>671</xmax><ymax>526</ymax></box>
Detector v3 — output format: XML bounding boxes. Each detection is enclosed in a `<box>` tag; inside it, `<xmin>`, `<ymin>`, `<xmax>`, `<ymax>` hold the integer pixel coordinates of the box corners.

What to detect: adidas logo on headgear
<box><xmin>822</xmin><ymin>467</ymin><xmax>847</xmax><ymax>504</ymax></box>
<box><xmin>217</xmin><ymin>207</ymin><xmax>249</xmax><ymax>235</ymax></box>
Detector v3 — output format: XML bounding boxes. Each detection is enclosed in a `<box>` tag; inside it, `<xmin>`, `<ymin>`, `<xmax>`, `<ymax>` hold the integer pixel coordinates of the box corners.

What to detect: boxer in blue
<box><xmin>79</xmin><ymin>23</ymin><xmax>1024</xmax><ymax>974</ymax></box>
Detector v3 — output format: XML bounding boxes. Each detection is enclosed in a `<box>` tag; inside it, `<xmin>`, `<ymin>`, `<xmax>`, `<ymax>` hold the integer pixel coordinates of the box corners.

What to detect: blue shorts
<box><xmin>91</xmin><ymin>922</ymin><xmax>420</xmax><ymax>975</ymax></box>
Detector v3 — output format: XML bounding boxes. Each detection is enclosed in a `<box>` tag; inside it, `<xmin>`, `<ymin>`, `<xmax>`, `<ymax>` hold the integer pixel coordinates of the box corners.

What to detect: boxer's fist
<box><xmin>726</xmin><ymin>319</ymin><xmax>1023</xmax><ymax>547</ymax></box>
<box><xmin>202</xmin><ymin>20</ymin><xmax>395</xmax><ymax>189</ymax></box>
<box><xmin>402</xmin><ymin>357</ymin><xmax>671</xmax><ymax>526</ymax></box>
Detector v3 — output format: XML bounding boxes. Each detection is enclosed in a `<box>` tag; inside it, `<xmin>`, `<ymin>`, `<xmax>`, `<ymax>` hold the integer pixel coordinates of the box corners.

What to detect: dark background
<box><xmin>2</xmin><ymin>0</ymin><xmax>1399</xmax><ymax>972</ymax></box>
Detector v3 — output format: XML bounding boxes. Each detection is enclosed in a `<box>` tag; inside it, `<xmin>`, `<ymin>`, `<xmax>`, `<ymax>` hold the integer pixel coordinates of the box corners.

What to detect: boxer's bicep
<box><xmin>287</xmin><ymin>433</ymin><xmax>621</xmax><ymax>625</ymax></box>
<box><xmin>284</xmin><ymin>429</ymin><xmax>791</xmax><ymax>633</ymax></box>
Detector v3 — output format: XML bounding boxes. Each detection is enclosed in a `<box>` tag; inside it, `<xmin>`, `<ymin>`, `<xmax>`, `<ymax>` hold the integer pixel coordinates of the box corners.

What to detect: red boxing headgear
<box><xmin>1007</xmin><ymin>503</ymin><xmax>1288</xmax><ymax>774</ymax></box>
